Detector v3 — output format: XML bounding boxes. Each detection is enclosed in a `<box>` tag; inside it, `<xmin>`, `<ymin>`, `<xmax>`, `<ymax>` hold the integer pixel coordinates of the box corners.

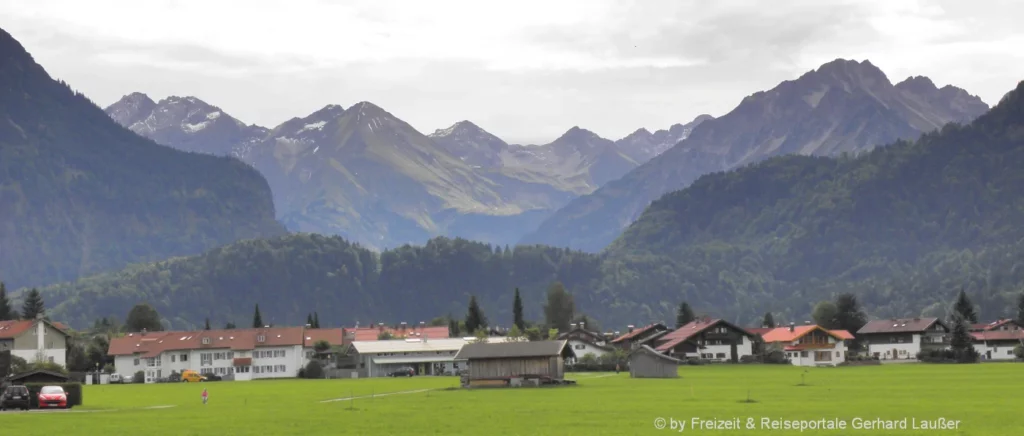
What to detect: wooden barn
<box><xmin>629</xmin><ymin>345</ymin><xmax>682</xmax><ymax>378</ymax></box>
<box><xmin>454</xmin><ymin>340</ymin><xmax>575</xmax><ymax>388</ymax></box>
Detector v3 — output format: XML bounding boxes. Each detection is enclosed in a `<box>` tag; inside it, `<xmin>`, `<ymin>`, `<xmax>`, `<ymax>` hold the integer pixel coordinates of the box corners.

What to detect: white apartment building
<box><xmin>109</xmin><ymin>327</ymin><xmax>343</xmax><ymax>383</ymax></box>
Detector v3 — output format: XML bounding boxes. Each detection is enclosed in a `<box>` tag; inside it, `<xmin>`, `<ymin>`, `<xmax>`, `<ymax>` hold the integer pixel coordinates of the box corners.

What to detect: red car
<box><xmin>37</xmin><ymin>386</ymin><xmax>69</xmax><ymax>409</ymax></box>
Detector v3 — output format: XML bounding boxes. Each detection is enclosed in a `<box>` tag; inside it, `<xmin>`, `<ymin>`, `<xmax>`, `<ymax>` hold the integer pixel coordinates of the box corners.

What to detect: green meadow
<box><xmin>1</xmin><ymin>364</ymin><xmax>1021</xmax><ymax>435</ymax></box>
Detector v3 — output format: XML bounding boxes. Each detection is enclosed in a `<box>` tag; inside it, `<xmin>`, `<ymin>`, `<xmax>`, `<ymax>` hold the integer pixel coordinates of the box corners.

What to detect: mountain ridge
<box><xmin>519</xmin><ymin>58</ymin><xmax>991</xmax><ymax>252</ymax></box>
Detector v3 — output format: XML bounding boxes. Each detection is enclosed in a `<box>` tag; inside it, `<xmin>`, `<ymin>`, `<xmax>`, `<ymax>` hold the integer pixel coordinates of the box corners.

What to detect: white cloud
<box><xmin>0</xmin><ymin>0</ymin><xmax>1021</xmax><ymax>143</ymax></box>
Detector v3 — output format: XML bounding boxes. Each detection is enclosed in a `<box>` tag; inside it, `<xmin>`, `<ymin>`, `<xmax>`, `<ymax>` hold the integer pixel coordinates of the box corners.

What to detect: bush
<box><xmin>132</xmin><ymin>371</ymin><xmax>145</xmax><ymax>384</ymax></box>
<box><xmin>916</xmin><ymin>348</ymin><xmax>977</xmax><ymax>363</ymax></box>
<box><xmin>25</xmin><ymin>383</ymin><xmax>83</xmax><ymax>408</ymax></box>
<box><xmin>565</xmin><ymin>362</ymin><xmax>622</xmax><ymax>372</ymax></box>
<box><xmin>303</xmin><ymin>360</ymin><xmax>324</xmax><ymax>379</ymax></box>
<box><xmin>1015</xmin><ymin>345</ymin><xmax>1024</xmax><ymax>360</ymax></box>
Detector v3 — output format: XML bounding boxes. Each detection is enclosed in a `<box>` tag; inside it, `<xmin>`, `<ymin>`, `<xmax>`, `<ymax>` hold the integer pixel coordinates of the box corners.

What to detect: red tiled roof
<box><xmin>610</xmin><ymin>323</ymin><xmax>666</xmax><ymax>344</ymax></box>
<box><xmin>762</xmin><ymin>325</ymin><xmax>849</xmax><ymax>343</ymax></box>
<box><xmin>857</xmin><ymin>318</ymin><xmax>943</xmax><ymax>334</ymax></box>
<box><xmin>108</xmin><ymin>327</ymin><xmax>306</xmax><ymax>356</ymax></box>
<box><xmin>343</xmin><ymin>326</ymin><xmax>449</xmax><ymax>342</ymax></box>
<box><xmin>0</xmin><ymin>320</ymin><xmax>34</xmax><ymax>339</ymax></box>
<box><xmin>971</xmin><ymin>330</ymin><xmax>1024</xmax><ymax>342</ymax></box>
<box><xmin>830</xmin><ymin>330</ymin><xmax>855</xmax><ymax>340</ymax></box>
<box><xmin>970</xmin><ymin>319</ymin><xmax>1022</xmax><ymax>332</ymax></box>
<box><xmin>304</xmin><ymin>328</ymin><xmax>344</xmax><ymax>347</ymax></box>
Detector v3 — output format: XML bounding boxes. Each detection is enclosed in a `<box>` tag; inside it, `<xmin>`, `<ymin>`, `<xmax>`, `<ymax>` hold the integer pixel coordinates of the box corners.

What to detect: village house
<box><xmin>108</xmin><ymin>326</ymin><xmax>339</xmax><ymax>383</ymax></box>
<box><xmin>856</xmin><ymin>317</ymin><xmax>949</xmax><ymax>360</ymax></box>
<box><xmin>761</xmin><ymin>324</ymin><xmax>852</xmax><ymax>366</ymax></box>
<box><xmin>609</xmin><ymin>323</ymin><xmax>669</xmax><ymax>350</ymax></box>
<box><xmin>969</xmin><ymin>319</ymin><xmax>1024</xmax><ymax>360</ymax></box>
<box><xmin>654</xmin><ymin>318</ymin><xmax>757</xmax><ymax>362</ymax></box>
<box><xmin>0</xmin><ymin>317</ymin><xmax>70</xmax><ymax>367</ymax></box>
<box><xmin>453</xmin><ymin>340</ymin><xmax>574</xmax><ymax>388</ymax></box>
<box><xmin>557</xmin><ymin>323</ymin><xmax>613</xmax><ymax>362</ymax></box>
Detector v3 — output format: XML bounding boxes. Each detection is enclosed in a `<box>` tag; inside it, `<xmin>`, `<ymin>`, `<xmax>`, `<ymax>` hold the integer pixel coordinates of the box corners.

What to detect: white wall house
<box><xmin>558</xmin><ymin>326</ymin><xmax>613</xmax><ymax>362</ymax></box>
<box><xmin>109</xmin><ymin>327</ymin><xmax>341</xmax><ymax>383</ymax></box>
<box><xmin>970</xmin><ymin>320</ymin><xmax>1024</xmax><ymax>361</ymax></box>
<box><xmin>654</xmin><ymin>318</ymin><xmax>756</xmax><ymax>362</ymax></box>
<box><xmin>857</xmin><ymin>318</ymin><xmax>949</xmax><ymax>360</ymax></box>
<box><xmin>0</xmin><ymin>318</ymin><xmax>70</xmax><ymax>368</ymax></box>
<box><xmin>762</xmin><ymin>325</ymin><xmax>851</xmax><ymax>367</ymax></box>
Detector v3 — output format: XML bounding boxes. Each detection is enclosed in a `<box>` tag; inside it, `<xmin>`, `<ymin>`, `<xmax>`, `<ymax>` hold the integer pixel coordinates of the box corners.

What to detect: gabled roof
<box><xmin>304</xmin><ymin>328</ymin><xmax>344</xmax><ymax>347</ymax></box>
<box><xmin>629</xmin><ymin>345</ymin><xmax>684</xmax><ymax>363</ymax></box>
<box><xmin>829</xmin><ymin>330</ymin><xmax>856</xmax><ymax>340</ymax></box>
<box><xmin>857</xmin><ymin>317</ymin><xmax>945</xmax><ymax>334</ymax></box>
<box><xmin>970</xmin><ymin>319</ymin><xmax>1023</xmax><ymax>332</ymax></box>
<box><xmin>971</xmin><ymin>330</ymin><xmax>1024</xmax><ymax>342</ymax></box>
<box><xmin>108</xmin><ymin>327</ymin><xmax>306</xmax><ymax>356</ymax></box>
<box><xmin>454</xmin><ymin>340</ymin><xmax>571</xmax><ymax>360</ymax></box>
<box><xmin>610</xmin><ymin>323</ymin><xmax>667</xmax><ymax>344</ymax></box>
<box><xmin>6</xmin><ymin>369</ymin><xmax>70</xmax><ymax>382</ymax></box>
<box><xmin>761</xmin><ymin>325</ymin><xmax>850</xmax><ymax>343</ymax></box>
<box><xmin>0</xmin><ymin>319</ymin><xmax>72</xmax><ymax>340</ymax></box>
<box><xmin>660</xmin><ymin>318</ymin><xmax>757</xmax><ymax>343</ymax></box>
<box><xmin>557</xmin><ymin>327</ymin><xmax>606</xmax><ymax>344</ymax></box>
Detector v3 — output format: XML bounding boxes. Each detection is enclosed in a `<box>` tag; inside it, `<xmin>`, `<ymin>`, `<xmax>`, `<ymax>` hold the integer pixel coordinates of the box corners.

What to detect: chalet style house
<box><xmin>856</xmin><ymin>317</ymin><xmax>949</xmax><ymax>360</ymax></box>
<box><xmin>0</xmin><ymin>317</ymin><xmax>70</xmax><ymax>367</ymax></box>
<box><xmin>557</xmin><ymin>323</ymin><xmax>613</xmax><ymax>361</ymax></box>
<box><xmin>969</xmin><ymin>319</ymin><xmax>1024</xmax><ymax>361</ymax></box>
<box><xmin>761</xmin><ymin>324</ymin><xmax>853</xmax><ymax>366</ymax></box>
<box><xmin>653</xmin><ymin>318</ymin><xmax>757</xmax><ymax>362</ymax></box>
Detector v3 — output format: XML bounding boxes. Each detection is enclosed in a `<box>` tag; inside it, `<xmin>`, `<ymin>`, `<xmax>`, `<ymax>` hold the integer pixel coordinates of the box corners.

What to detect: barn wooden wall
<box><xmin>468</xmin><ymin>357</ymin><xmax>563</xmax><ymax>379</ymax></box>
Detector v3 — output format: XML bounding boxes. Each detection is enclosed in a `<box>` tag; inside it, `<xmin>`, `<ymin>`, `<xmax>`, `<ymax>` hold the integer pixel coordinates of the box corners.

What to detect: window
<box><xmin>201</xmin><ymin>353</ymin><xmax>213</xmax><ymax>366</ymax></box>
<box><xmin>202</xmin><ymin>337</ymin><xmax>211</xmax><ymax>345</ymax></box>
<box><xmin>257</xmin><ymin>335</ymin><xmax>266</xmax><ymax>343</ymax></box>
<box><xmin>200</xmin><ymin>368</ymin><xmax>213</xmax><ymax>375</ymax></box>
<box><xmin>48</xmin><ymin>356</ymin><xmax>54</xmax><ymax>363</ymax></box>
<box><xmin>306</xmin><ymin>351</ymin><xmax>314</xmax><ymax>358</ymax></box>
<box><xmin>715</xmin><ymin>353</ymin><xmax>726</xmax><ymax>359</ymax></box>
<box><xmin>274</xmin><ymin>350</ymin><xmax>285</xmax><ymax>358</ymax></box>
<box><xmin>814</xmin><ymin>351</ymin><xmax>830</xmax><ymax>361</ymax></box>
<box><xmin>275</xmin><ymin>365</ymin><xmax>286</xmax><ymax>372</ymax></box>
<box><xmin>134</xmin><ymin>358</ymin><xmax>140</xmax><ymax>366</ymax></box>
<box><xmin>181</xmin><ymin>354</ymin><xmax>188</xmax><ymax>362</ymax></box>
<box><xmin>575</xmin><ymin>344</ymin><xmax>584</xmax><ymax>350</ymax></box>
<box><xmin>800</xmin><ymin>351</ymin><xmax>808</xmax><ymax>358</ymax></box>
<box><xmin>1010</xmin><ymin>350</ymin><xmax>1015</xmax><ymax>356</ymax></box>
<box><xmin>835</xmin><ymin>351</ymin><xmax>840</xmax><ymax>358</ymax></box>
<box><xmin>171</xmin><ymin>355</ymin><xmax>176</xmax><ymax>363</ymax></box>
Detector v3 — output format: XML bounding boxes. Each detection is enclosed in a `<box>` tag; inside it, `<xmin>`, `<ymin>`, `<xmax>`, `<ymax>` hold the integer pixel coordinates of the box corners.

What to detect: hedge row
<box><xmin>24</xmin><ymin>383</ymin><xmax>83</xmax><ymax>408</ymax></box>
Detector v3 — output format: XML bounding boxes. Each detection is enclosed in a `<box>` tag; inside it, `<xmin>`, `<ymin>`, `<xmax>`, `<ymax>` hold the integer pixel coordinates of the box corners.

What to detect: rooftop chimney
<box><xmin>400</xmin><ymin>321</ymin><xmax>407</xmax><ymax>331</ymax></box>
<box><xmin>570</xmin><ymin>323</ymin><xmax>577</xmax><ymax>330</ymax></box>
<box><xmin>419</xmin><ymin>321</ymin><xmax>425</xmax><ymax>330</ymax></box>
<box><xmin>804</xmin><ymin>321</ymin><xmax>811</xmax><ymax>326</ymax></box>
<box><xmin>627</xmin><ymin>325</ymin><xmax>635</xmax><ymax>333</ymax></box>
<box><xmin>579</xmin><ymin>322</ymin><xmax>585</xmax><ymax>330</ymax></box>
<box><xmin>141</xmin><ymin>328</ymin><xmax>147</xmax><ymax>336</ymax></box>
<box><xmin>789</xmin><ymin>322</ymin><xmax>795</xmax><ymax>333</ymax></box>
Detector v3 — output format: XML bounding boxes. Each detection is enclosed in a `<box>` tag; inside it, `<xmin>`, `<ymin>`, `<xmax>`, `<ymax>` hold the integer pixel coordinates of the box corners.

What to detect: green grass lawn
<box><xmin>1</xmin><ymin>364</ymin><xmax>1021</xmax><ymax>435</ymax></box>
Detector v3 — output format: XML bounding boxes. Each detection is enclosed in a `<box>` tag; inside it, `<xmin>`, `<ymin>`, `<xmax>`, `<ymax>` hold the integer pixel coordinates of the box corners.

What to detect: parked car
<box><xmin>180</xmin><ymin>370</ymin><xmax>206</xmax><ymax>383</ymax></box>
<box><xmin>1</xmin><ymin>385</ymin><xmax>30</xmax><ymax>411</ymax></box>
<box><xmin>37</xmin><ymin>386</ymin><xmax>69</xmax><ymax>409</ymax></box>
<box><xmin>387</xmin><ymin>367</ymin><xmax>415</xmax><ymax>377</ymax></box>
<box><xmin>109</xmin><ymin>373</ymin><xmax>123</xmax><ymax>384</ymax></box>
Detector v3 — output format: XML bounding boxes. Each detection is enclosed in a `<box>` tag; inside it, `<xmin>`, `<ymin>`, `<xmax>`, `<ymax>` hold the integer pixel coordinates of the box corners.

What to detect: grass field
<box><xmin>1</xmin><ymin>364</ymin><xmax>1021</xmax><ymax>435</ymax></box>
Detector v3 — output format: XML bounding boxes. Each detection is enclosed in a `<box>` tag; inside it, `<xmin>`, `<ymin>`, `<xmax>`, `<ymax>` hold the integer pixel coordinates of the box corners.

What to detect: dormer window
<box><xmin>202</xmin><ymin>337</ymin><xmax>211</xmax><ymax>345</ymax></box>
<box><xmin>257</xmin><ymin>335</ymin><xmax>266</xmax><ymax>343</ymax></box>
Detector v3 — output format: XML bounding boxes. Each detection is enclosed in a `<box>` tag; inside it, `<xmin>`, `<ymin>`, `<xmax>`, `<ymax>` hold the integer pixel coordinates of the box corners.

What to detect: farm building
<box><xmin>629</xmin><ymin>345</ymin><xmax>682</xmax><ymax>378</ymax></box>
<box><xmin>454</xmin><ymin>340</ymin><xmax>575</xmax><ymax>388</ymax></box>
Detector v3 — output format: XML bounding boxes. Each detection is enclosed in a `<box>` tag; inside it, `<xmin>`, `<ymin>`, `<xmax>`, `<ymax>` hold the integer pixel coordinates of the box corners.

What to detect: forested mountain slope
<box><xmin>0</xmin><ymin>28</ymin><xmax>285</xmax><ymax>289</ymax></box>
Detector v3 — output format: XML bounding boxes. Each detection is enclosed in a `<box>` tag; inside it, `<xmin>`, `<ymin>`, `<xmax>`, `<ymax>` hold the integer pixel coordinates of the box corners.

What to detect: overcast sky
<box><xmin>2</xmin><ymin>0</ymin><xmax>1022</xmax><ymax>144</ymax></box>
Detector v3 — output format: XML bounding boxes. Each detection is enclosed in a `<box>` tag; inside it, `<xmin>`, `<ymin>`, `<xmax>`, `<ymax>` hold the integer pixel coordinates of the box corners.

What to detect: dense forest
<box><xmin>0</xmin><ymin>29</ymin><xmax>286</xmax><ymax>289</ymax></box>
<box><xmin>34</xmin><ymin>234</ymin><xmax>603</xmax><ymax>329</ymax></box>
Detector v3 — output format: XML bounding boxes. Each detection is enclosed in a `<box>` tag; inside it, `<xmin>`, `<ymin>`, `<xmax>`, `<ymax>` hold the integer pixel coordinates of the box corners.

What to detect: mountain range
<box><xmin>105</xmin><ymin>95</ymin><xmax>706</xmax><ymax>249</ymax></box>
<box><xmin>0</xmin><ymin>28</ymin><xmax>285</xmax><ymax>290</ymax></box>
<box><xmin>37</xmin><ymin>79</ymin><xmax>1024</xmax><ymax>330</ymax></box>
<box><xmin>520</xmin><ymin>59</ymin><xmax>991</xmax><ymax>252</ymax></box>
